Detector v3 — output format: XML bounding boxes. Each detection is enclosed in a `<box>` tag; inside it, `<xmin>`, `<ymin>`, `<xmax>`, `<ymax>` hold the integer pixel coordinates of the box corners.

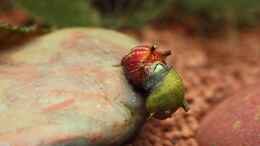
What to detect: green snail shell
<box><xmin>146</xmin><ymin>68</ymin><xmax>189</xmax><ymax>118</ymax></box>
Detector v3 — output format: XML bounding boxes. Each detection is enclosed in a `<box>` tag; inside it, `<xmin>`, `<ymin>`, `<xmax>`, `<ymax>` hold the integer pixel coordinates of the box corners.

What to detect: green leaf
<box><xmin>16</xmin><ymin>0</ymin><xmax>100</xmax><ymax>27</ymax></box>
<box><xmin>0</xmin><ymin>22</ymin><xmax>46</xmax><ymax>49</ymax></box>
<box><xmin>0</xmin><ymin>22</ymin><xmax>36</xmax><ymax>33</ymax></box>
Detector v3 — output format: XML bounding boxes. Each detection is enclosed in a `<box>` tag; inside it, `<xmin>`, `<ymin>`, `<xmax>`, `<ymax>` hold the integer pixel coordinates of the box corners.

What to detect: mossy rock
<box><xmin>0</xmin><ymin>28</ymin><xmax>145</xmax><ymax>146</ymax></box>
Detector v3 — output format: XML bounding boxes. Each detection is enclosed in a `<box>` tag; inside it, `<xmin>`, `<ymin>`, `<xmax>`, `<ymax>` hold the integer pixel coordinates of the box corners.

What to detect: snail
<box><xmin>121</xmin><ymin>44</ymin><xmax>189</xmax><ymax>119</ymax></box>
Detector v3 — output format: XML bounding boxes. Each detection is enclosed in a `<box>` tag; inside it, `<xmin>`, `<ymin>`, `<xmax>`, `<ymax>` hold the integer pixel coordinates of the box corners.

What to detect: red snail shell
<box><xmin>121</xmin><ymin>45</ymin><xmax>171</xmax><ymax>90</ymax></box>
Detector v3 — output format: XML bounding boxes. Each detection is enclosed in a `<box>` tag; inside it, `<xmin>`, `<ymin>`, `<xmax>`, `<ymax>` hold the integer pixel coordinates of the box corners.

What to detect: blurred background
<box><xmin>1</xmin><ymin>0</ymin><xmax>260</xmax><ymax>59</ymax></box>
<box><xmin>1</xmin><ymin>0</ymin><xmax>260</xmax><ymax>29</ymax></box>
<box><xmin>0</xmin><ymin>0</ymin><xmax>259</xmax><ymax>146</ymax></box>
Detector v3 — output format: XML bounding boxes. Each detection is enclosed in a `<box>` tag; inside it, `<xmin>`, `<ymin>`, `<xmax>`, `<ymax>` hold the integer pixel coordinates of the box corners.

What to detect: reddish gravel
<box><xmin>124</xmin><ymin>26</ymin><xmax>260</xmax><ymax>146</ymax></box>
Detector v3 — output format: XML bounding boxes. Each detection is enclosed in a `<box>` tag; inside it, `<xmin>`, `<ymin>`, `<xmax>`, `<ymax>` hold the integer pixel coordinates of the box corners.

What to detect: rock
<box><xmin>197</xmin><ymin>83</ymin><xmax>260</xmax><ymax>146</ymax></box>
<box><xmin>0</xmin><ymin>28</ymin><xmax>145</xmax><ymax>146</ymax></box>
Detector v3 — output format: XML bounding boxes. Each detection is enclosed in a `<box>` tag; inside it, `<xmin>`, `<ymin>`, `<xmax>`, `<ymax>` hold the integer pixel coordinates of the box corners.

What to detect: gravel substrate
<box><xmin>125</xmin><ymin>27</ymin><xmax>260</xmax><ymax>146</ymax></box>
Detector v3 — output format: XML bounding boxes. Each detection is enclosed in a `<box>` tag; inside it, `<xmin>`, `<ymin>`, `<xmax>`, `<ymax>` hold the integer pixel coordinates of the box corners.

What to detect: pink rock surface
<box><xmin>197</xmin><ymin>83</ymin><xmax>260</xmax><ymax>146</ymax></box>
<box><xmin>0</xmin><ymin>28</ymin><xmax>145</xmax><ymax>146</ymax></box>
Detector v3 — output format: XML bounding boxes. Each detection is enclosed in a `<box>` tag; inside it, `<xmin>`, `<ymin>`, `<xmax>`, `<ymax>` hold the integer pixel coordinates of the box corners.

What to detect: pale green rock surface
<box><xmin>0</xmin><ymin>28</ymin><xmax>145</xmax><ymax>146</ymax></box>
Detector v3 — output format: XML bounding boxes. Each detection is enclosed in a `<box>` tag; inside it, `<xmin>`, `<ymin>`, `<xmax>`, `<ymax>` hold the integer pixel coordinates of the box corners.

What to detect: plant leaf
<box><xmin>16</xmin><ymin>0</ymin><xmax>100</xmax><ymax>27</ymax></box>
<box><xmin>0</xmin><ymin>22</ymin><xmax>36</xmax><ymax>33</ymax></box>
<box><xmin>0</xmin><ymin>22</ymin><xmax>45</xmax><ymax>49</ymax></box>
